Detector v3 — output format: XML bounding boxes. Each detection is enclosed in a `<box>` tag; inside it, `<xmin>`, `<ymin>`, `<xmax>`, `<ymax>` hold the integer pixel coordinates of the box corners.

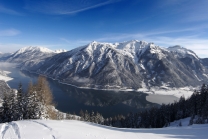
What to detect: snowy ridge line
<box><xmin>12</xmin><ymin>40</ymin><xmax>208</xmax><ymax>91</ymax></box>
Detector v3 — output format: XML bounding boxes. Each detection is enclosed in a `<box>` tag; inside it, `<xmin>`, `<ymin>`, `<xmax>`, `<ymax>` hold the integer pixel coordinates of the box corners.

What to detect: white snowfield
<box><xmin>0</xmin><ymin>120</ymin><xmax>207</xmax><ymax>139</ymax></box>
<box><xmin>0</xmin><ymin>70</ymin><xmax>13</xmax><ymax>82</ymax></box>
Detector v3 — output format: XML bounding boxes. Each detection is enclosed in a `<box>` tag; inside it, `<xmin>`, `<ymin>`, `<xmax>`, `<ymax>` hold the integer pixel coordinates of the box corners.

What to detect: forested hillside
<box><xmin>79</xmin><ymin>84</ymin><xmax>208</xmax><ymax>128</ymax></box>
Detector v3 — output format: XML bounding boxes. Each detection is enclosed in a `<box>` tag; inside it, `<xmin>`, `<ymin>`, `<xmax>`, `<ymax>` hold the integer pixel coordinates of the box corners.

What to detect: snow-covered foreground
<box><xmin>0</xmin><ymin>120</ymin><xmax>207</xmax><ymax>139</ymax></box>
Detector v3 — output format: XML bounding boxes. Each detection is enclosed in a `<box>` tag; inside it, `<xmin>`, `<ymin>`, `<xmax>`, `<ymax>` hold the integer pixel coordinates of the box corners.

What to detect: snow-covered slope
<box><xmin>168</xmin><ymin>45</ymin><xmax>199</xmax><ymax>59</ymax></box>
<box><xmin>2</xmin><ymin>46</ymin><xmax>56</xmax><ymax>63</ymax></box>
<box><xmin>0</xmin><ymin>120</ymin><xmax>207</xmax><ymax>139</ymax></box>
<box><xmin>0</xmin><ymin>70</ymin><xmax>13</xmax><ymax>82</ymax></box>
<box><xmin>23</xmin><ymin>41</ymin><xmax>144</xmax><ymax>89</ymax></box>
<box><xmin>20</xmin><ymin>40</ymin><xmax>208</xmax><ymax>90</ymax></box>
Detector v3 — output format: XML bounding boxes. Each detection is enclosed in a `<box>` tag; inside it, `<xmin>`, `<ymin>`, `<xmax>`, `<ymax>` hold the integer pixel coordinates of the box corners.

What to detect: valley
<box><xmin>0</xmin><ymin>62</ymin><xmax>176</xmax><ymax>118</ymax></box>
<box><xmin>1</xmin><ymin>1</ymin><xmax>208</xmax><ymax>138</ymax></box>
<box><xmin>0</xmin><ymin>41</ymin><xmax>203</xmax><ymax>117</ymax></box>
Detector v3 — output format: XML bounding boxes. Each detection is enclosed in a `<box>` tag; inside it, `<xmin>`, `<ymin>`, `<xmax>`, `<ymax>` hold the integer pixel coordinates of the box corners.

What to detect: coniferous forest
<box><xmin>0</xmin><ymin>76</ymin><xmax>56</xmax><ymax>123</ymax></box>
<box><xmin>1</xmin><ymin>76</ymin><xmax>208</xmax><ymax>129</ymax></box>
<box><xmin>79</xmin><ymin>84</ymin><xmax>208</xmax><ymax>128</ymax></box>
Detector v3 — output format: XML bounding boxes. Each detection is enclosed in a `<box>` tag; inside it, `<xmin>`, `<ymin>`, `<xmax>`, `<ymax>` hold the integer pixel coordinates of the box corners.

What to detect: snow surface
<box><xmin>139</xmin><ymin>86</ymin><xmax>195</xmax><ymax>99</ymax></box>
<box><xmin>0</xmin><ymin>70</ymin><xmax>13</xmax><ymax>82</ymax></box>
<box><xmin>0</xmin><ymin>120</ymin><xmax>207</xmax><ymax>139</ymax></box>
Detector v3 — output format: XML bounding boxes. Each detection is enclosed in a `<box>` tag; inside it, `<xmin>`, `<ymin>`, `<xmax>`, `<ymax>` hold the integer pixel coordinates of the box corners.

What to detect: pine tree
<box><xmin>79</xmin><ymin>110</ymin><xmax>84</xmax><ymax>121</ymax></box>
<box><xmin>2</xmin><ymin>90</ymin><xmax>16</xmax><ymax>122</ymax></box>
<box><xmin>84</xmin><ymin>110</ymin><xmax>90</xmax><ymax>122</ymax></box>
<box><xmin>16</xmin><ymin>83</ymin><xmax>24</xmax><ymax>120</ymax></box>
<box><xmin>34</xmin><ymin>76</ymin><xmax>55</xmax><ymax>119</ymax></box>
<box><xmin>90</xmin><ymin>111</ymin><xmax>95</xmax><ymax>123</ymax></box>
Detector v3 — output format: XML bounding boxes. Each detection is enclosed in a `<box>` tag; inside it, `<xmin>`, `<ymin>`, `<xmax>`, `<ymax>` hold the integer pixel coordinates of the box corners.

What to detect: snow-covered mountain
<box><xmin>167</xmin><ymin>45</ymin><xmax>199</xmax><ymax>59</ymax></box>
<box><xmin>19</xmin><ymin>40</ymin><xmax>208</xmax><ymax>90</ymax></box>
<box><xmin>1</xmin><ymin>46</ymin><xmax>56</xmax><ymax>63</ymax></box>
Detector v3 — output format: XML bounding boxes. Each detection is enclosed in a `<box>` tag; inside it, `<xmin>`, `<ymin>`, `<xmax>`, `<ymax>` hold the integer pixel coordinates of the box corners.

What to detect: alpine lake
<box><xmin>0</xmin><ymin>62</ymin><xmax>179</xmax><ymax>118</ymax></box>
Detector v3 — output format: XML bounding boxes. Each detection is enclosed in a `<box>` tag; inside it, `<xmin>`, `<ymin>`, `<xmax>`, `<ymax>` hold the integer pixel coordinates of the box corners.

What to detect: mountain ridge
<box><xmin>1</xmin><ymin>40</ymin><xmax>208</xmax><ymax>90</ymax></box>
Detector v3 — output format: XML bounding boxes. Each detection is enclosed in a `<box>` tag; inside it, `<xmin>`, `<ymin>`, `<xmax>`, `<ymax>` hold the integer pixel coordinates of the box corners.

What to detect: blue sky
<box><xmin>0</xmin><ymin>0</ymin><xmax>208</xmax><ymax>57</ymax></box>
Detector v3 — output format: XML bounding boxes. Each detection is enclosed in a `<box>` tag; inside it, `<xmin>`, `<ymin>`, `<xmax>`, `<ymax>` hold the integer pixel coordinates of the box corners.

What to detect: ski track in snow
<box><xmin>32</xmin><ymin>121</ymin><xmax>53</xmax><ymax>131</ymax></box>
<box><xmin>10</xmin><ymin>122</ymin><xmax>21</xmax><ymax>139</ymax></box>
<box><xmin>31</xmin><ymin>121</ymin><xmax>58</xmax><ymax>139</ymax></box>
<box><xmin>0</xmin><ymin>122</ymin><xmax>21</xmax><ymax>139</ymax></box>
<box><xmin>0</xmin><ymin>120</ymin><xmax>208</xmax><ymax>139</ymax></box>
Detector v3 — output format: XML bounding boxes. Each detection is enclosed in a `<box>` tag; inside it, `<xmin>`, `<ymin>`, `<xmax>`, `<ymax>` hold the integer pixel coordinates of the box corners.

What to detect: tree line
<box><xmin>0</xmin><ymin>76</ymin><xmax>56</xmax><ymax>123</ymax></box>
<box><xmin>79</xmin><ymin>84</ymin><xmax>208</xmax><ymax>128</ymax></box>
<box><xmin>1</xmin><ymin>76</ymin><xmax>208</xmax><ymax>128</ymax></box>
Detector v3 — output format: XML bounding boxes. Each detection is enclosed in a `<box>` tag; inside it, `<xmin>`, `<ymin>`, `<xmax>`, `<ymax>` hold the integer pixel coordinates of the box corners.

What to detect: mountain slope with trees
<box><xmin>17</xmin><ymin>40</ymin><xmax>208</xmax><ymax>90</ymax></box>
<box><xmin>0</xmin><ymin>76</ymin><xmax>56</xmax><ymax>122</ymax></box>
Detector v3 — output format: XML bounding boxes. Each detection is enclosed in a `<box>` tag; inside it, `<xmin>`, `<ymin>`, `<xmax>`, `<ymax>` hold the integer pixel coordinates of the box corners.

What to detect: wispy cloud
<box><xmin>146</xmin><ymin>36</ymin><xmax>208</xmax><ymax>58</ymax></box>
<box><xmin>95</xmin><ymin>26</ymin><xmax>206</xmax><ymax>42</ymax></box>
<box><xmin>60</xmin><ymin>38</ymin><xmax>71</xmax><ymax>43</ymax></box>
<box><xmin>60</xmin><ymin>37</ymin><xmax>91</xmax><ymax>46</ymax></box>
<box><xmin>178</xmin><ymin>1</ymin><xmax>208</xmax><ymax>23</ymax></box>
<box><xmin>0</xmin><ymin>5</ymin><xmax>23</xmax><ymax>15</ymax></box>
<box><xmin>0</xmin><ymin>29</ymin><xmax>21</xmax><ymax>36</ymax></box>
<box><xmin>87</xmin><ymin>26</ymin><xmax>208</xmax><ymax>58</ymax></box>
<box><xmin>25</xmin><ymin>0</ymin><xmax>121</xmax><ymax>15</ymax></box>
<box><xmin>157</xmin><ymin>0</ymin><xmax>208</xmax><ymax>23</ymax></box>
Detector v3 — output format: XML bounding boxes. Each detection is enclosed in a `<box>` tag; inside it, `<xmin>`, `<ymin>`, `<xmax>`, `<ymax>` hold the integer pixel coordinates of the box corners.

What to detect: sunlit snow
<box><xmin>0</xmin><ymin>120</ymin><xmax>207</xmax><ymax>139</ymax></box>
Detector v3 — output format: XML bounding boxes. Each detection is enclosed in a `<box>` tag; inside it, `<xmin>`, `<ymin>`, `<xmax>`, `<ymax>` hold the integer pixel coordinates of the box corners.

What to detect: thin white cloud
<box><xmin>146</xmin><ymin>36</ymin><xmax>208</xmax><ymax>58</ymax></box>
<box><xmin>25</xmin><ymin>0</ymin><xmax>121</xmax><ymax>15</ymax></box>
<box><xmin>60</xmin><ymin>38</ymin><xmax>91</xmax><ymax>46</ymax></box>
<box><xmin>89</xmin><ymin>27</ymin><xmax>208</xmax><ymax>58</ymax></box>
<box><xmin>0</xmin><ymin>29</ymin><xmax>21</xmax><ymax>36</ymax></box>
<box><xmin>161</xmin><ymin>0</ymin><xmax>208</xmax><ymax>23</ymax></box>
<box><xmin>0</xmin><ymin>5</ymin><xmax>23</xmax><ymax>15</ymax></box>
<box><xmin>60</xmin><ymin>38</ymin><xmax>71</xmax><ymax>43</ymax></box>
<box><xmin>58</xmin><ymin>1</ymin><xmax>117</xmax><ymax>14</ymax></box>
<box><xmin>95</xmin><ymin>27</ymin><xmax>204</xmax><ymax>42</ymax></box>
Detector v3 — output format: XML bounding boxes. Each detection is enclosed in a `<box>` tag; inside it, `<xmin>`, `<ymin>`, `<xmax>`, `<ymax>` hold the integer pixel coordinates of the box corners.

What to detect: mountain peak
<box><xmin>17</xmin><ymin>46</ymin><xmax>54</xmax><ymax>54</ymax></box>
<box><xmin>89</xmin><ymin>41</ymin><xmax>99</xmax><ymax>45</ymax></box>
<box><xmin>168</xmin><ymin>45</ymin><xmax>198</xmax><ymax>59</ymax></box>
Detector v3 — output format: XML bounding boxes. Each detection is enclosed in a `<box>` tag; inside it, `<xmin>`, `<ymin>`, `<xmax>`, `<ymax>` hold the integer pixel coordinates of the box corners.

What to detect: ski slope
<box><xmin>0</xmin><ymin>120</ymin><xmax>207</xmax><ymax>139</ymax></box>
